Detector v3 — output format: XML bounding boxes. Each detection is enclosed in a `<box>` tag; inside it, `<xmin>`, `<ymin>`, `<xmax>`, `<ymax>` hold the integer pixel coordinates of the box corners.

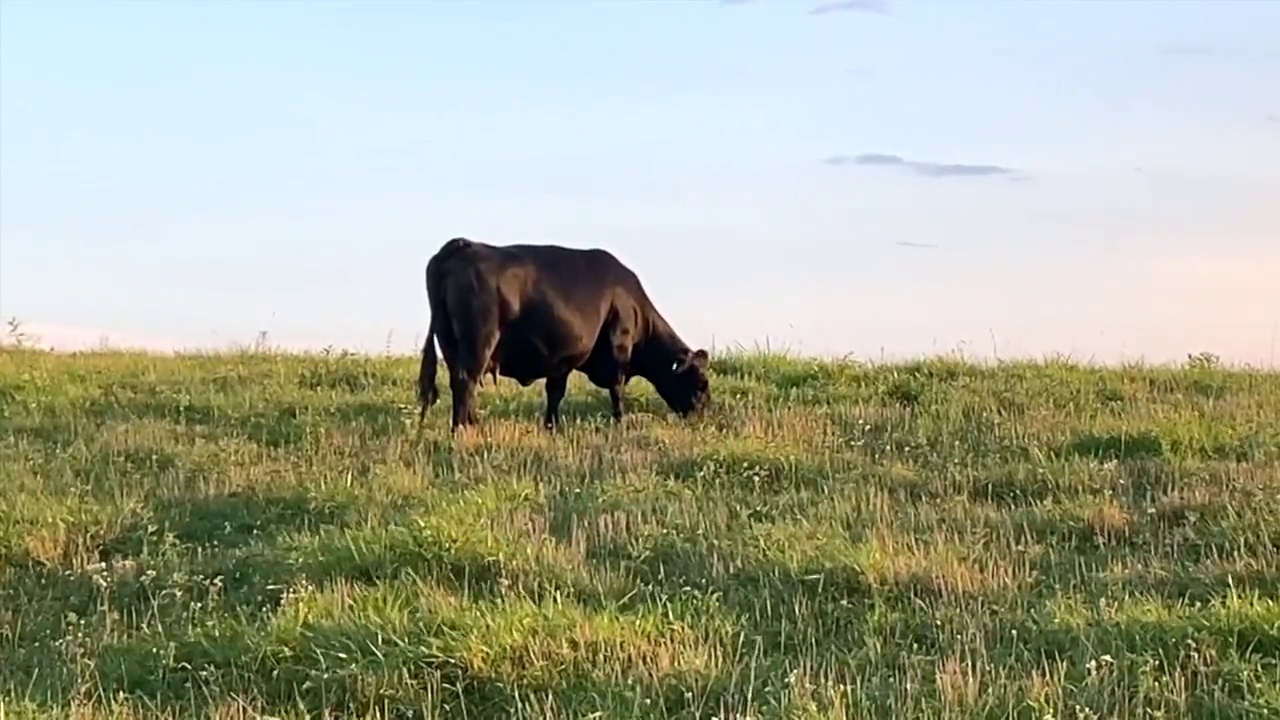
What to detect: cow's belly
<box><xmin>492</xmin><ymin>326</ymin><xmax>594</xmax><ymax>384</ymax></box>
<box><xmin>493</xmin><ymin>350</ymin><xmax>552</xmax><ymax>386</ymax></box>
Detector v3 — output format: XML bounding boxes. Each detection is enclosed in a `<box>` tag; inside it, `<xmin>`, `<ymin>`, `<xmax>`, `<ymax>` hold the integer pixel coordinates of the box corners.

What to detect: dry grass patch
<box><xmin>856</xmin><ymin>530</ymin><xmax>1031</xmax><ymax>602</ymax></box>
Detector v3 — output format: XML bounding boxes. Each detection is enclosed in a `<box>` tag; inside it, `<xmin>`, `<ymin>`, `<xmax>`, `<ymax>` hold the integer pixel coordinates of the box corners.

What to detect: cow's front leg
<box><xmin>607</xmin><ymin>329</ymin><xmax>633</xmax><ymax>424</ymax></box>
<box><xmin>543</xmin><ymin>373</ymin><xmax>569</xmax><ymax>429</ymax></box>
<box><xmin>608</xmin><ymin>381</ymin><xmax>626</xmax><ymax>422</ymax></box>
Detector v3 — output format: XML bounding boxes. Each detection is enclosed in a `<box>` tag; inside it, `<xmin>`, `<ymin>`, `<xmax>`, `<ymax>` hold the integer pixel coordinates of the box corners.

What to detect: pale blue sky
<box><xmin>2</xmin><ymin>0</ymin><xmax>1277</xmax><ymax>363</ymax></box>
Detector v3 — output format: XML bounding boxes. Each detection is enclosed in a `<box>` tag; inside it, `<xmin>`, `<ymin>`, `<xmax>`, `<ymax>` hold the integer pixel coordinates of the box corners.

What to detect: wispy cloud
<box><xmin>823</xmin><ymin>152</ymin><xmax>1021</xmax><ymax>179</ymax></box>
<box><xmin>720</xmin><ymin>0</ymin><xmax>890</xmax><ymax>14</ymax></box>
<box><xmin>809</xmin><ymin>0</ymin><xmax>890</xmax><ymax>15</ymax></box>
<box><xmin>1267</xmin><ymin>114</ymin><xmax>1278</xmax><ymax>123</ymax></box>
<box><xmin>1159</xmin><ymin>43</ymin><xmax>1217</xmax><ymax>57</ymax></box>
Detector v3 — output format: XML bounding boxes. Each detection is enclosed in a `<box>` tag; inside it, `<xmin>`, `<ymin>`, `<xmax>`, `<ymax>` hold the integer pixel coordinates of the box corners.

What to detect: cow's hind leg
<box><xmin>447</xmin><ymin>317</ymin><xmax>500</xmax><ymax>432</ymax></box>
<box><xmin>449</xmin><ymin>373</ymin><xmax>477</xmax><ymax>430</ymax></box>
<box><xmin>450</xmin><ymin>342</ymin><xmax>496</xmax><ymax>430</ymax></box>
<box><xmin>543</xmin><ymin>372</ymin><xmax>569</xmax><ymax>430</ymax></box>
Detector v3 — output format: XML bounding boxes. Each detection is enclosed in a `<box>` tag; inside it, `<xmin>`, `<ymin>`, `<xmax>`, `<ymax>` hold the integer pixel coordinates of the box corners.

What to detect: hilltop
<box><xmin>1</xmin><ymin>347</ymin><xmax>1278</xmax><ymax>719</ymax></box>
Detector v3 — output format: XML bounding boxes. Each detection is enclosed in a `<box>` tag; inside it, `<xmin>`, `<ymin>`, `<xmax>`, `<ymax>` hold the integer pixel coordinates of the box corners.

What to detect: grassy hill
<box><xmin>1</xmin><ymin>347</ymin><xmax>1278</xmax><ymax>719</ymax></box>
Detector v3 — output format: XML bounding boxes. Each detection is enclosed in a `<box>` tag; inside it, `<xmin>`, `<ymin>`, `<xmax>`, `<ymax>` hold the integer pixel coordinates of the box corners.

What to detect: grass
<box><xmin>1</xmin><ymin>345</ymin><xmax>1278</xmax><ymax>719</ymax></box>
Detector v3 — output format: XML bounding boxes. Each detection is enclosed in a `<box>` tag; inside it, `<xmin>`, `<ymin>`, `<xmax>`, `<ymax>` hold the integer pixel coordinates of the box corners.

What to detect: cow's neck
<box><xmin>633</xmin><ymin>315</ymin><xmax>689</xmax><ymax>380</ymax></box>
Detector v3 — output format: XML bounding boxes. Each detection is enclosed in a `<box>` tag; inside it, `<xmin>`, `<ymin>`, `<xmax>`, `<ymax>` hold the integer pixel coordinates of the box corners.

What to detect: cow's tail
<box><xmin>417</xmin><ymin>314</ymin><xmax>440</xmax><ymax>422</ymax></box>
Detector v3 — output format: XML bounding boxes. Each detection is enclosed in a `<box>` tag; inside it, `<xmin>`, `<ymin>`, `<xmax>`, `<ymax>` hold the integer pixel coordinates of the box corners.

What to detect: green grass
<box><xmin>1</xmin><ymin>346</ymin><xmax>1278</xmax><ymax>719</ymax></box>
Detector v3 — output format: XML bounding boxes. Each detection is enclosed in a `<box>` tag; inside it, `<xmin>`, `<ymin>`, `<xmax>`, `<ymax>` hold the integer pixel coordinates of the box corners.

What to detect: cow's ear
<box><xmin>672</xmin><ymin>348</ymin><xmax>709</xmax><ymax>373</ymax></box>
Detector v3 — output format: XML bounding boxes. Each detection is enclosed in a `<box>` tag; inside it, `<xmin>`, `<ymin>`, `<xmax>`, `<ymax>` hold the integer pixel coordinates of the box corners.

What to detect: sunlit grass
<box><xmin>2</xmin><ymin>346</ymin><xmax>1278</xmax><ymax>718</ymax></box>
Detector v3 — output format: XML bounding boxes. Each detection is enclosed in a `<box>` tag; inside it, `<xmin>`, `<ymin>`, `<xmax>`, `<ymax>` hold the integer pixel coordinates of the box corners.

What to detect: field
<box><xmin>1</xmin><ymin>346</ymin><xmax>1279</xmax><ymax>719</ymax></box>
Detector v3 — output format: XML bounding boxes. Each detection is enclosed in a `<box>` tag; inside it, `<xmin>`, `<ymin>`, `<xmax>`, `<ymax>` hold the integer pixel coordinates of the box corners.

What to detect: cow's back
<box><xmin>494</xmin><ymin>244</ymin><xmax>639</xmax><ymax>313</ymax></box>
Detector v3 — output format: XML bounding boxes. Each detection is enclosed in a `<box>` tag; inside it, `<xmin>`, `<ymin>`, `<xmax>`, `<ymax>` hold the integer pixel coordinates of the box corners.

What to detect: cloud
<box><xmin>720</xmin><ymin>0</ymin><xmax>890</xmax><ymax>14</ymax></box>
<box><xmin>824</xmin><ymin>152</ymin><xmax>901</xmax><ymax>167</ymax></box>
<box><xmin>1159</xmin><ymin>43</ymin><xmax>1217</xmax><ymax>57</ymax></box>
<box><xmin>1267</xmin><ymin>114</ymin><xmax>1278</xmax><ymax>123</ymax></box>
<box><xmin>823</xmin><ymin>152</ymin><xmax>1020</xmax><ymax>179</ymax></box>
<box><xmin>809</xmin><ymin>0</ymin><xmax>890</xmax><ymax>15</ymax></box>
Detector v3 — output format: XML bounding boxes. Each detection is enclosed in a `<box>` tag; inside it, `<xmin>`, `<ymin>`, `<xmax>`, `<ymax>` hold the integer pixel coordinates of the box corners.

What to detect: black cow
<box><xmin>416</xmin><ymin>237</ymin><xmax>712</xmax><ymax>430</ymax></box>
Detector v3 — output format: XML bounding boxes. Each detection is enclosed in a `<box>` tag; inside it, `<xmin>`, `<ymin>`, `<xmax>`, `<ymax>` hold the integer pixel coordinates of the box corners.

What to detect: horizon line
<box><xmin>1</xmin><ymin>337</ymin><xmax>1273</xmax><ymax>372</ymax></box>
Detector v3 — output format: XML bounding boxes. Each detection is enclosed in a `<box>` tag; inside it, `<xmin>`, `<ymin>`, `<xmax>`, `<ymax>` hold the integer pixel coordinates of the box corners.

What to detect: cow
<box><xmin>416</xmin><ymin>237</ymin><xmax>712</xmax><ymax>431</ymax></box>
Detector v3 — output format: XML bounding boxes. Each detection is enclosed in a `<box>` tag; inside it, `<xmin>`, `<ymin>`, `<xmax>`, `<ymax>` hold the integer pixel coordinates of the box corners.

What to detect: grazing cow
<box><xmin>416</xmin><ymin>237</ymin><xmax>712</xmax><ymax>430</ymax></box>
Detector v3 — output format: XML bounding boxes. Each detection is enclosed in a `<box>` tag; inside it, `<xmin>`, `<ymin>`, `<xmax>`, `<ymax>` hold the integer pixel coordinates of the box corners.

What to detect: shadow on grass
<box><xmin>1116</xmin><ymin>564</ymin><xmax>1280</xmax><ymax>607</ymax></box>
<box><xmin>197</xmin><ymin>527</ymin><xmax>549</xmax><ymax>617</ymax></box>
<box><xmin>74</xmin><ymin>395</ymin><xmax>313</xmax><ymax>450</ymax></box>
<box><xmin>99</xmin><ymin>488</ymin><xmax>359</xmax><ymax>558</ymax></box>
<box><xmin>0</xmin><ymin>488</ymin><xmax>369</xmax><ymax>630</ymax></box>
<box><xmin>577</xmin><ymin>530</ymin><xmax>883</xmax><ymax>657</ymax></box>
<box><xmin>0</xmin><ymin>489</ymin><xmax>567</xmax><ymax>715</ymax></box>
<box><xmin>87</xmin><ymin>615</ymin><xmax>755</xmax><ymax>719</ymax></box>
<box><xmin>1058</xmin><ymin>429</ymin><xmax>1279</xmax><ymax>464</ymax></box>
<box><xmin>0</xmin><ymin>511</ymin><xmax>739</xmax><ymax>717</ymax></box>
<box><xmin>985</xmin><ymin>609</ymin><xmax>1280</xmax><ymax>719</ymax></box>
<box><xmin>993</xmin><ymin>498</ymin><xmax>1280</xmax><ymax>608</ymax></box>
<box><xmin>8</xmin><ymin>468</ymin><xmax>847</xmax><ymax>715</ymax></box>
<box><xmin>1061</xmin><ymin>431</ymin><xmax>1169</xmax><ymax>461</ymax></box>
<box><xmin>297</xmin><ymin>356</ymin><xmax>402</xmax><ymax>394</ymax></box>
<box><xmin>963</xmin><ymin>469</ymin><xmax>1085</xmax><ymax>508</ymax></box>
<box><xmin>329</xmin><ymin>399</ymin><xmax>407</xmax><ymax>441</ymax></box>
<box><xmin>35</xmin><ymin>615</ymin><xmax>519</xmax><ymax>718</ymax></box>
<box><xmin>832</xmin><ymin>408</ymin><xmax>1039</xmax><ymax>468</ymax></box>
<box><xmin>5</xmin><ymin>417</ymin><xmax>83</xmax><ymax>452</ymax></box>
<box><xmin>653</xmin><ymin>447</ymin><xmax>834</xmax><ymax>497</ymax></box>
<box><xmin>74</xmin><ymin>391</ymin><xmax>399</xmax><ymax>450</ymax></box>
<box><xmin>471</xmin><ymin>386</ymin><xmax>644</xmax><ymax>428</ymax></box>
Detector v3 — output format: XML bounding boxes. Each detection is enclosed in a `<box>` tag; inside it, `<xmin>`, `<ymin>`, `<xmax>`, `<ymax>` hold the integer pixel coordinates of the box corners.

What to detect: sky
<box><xmin>1</xmin><ymin>0</ymin><xmax>1278</xmax><ymax>365</ymax></box>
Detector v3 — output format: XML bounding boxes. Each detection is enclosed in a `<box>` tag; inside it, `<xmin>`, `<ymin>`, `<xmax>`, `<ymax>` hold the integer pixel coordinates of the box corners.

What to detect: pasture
<box><xmin>1</xmin><ymin>346</ymin><xmax>1278</xmax><ymax>719</ymax></box>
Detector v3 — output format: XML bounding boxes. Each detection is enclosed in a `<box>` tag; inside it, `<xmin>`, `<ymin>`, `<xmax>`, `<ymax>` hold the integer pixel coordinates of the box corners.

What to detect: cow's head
<box><xmin>654</xmin><ymin>348</ymin><xmax>711</xmax><ymax>417</ymax></box>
